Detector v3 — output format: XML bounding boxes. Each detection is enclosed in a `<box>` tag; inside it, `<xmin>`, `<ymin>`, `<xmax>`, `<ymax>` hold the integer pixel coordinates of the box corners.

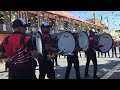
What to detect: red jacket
<box><xmin>2</xmin><ymin>33</ymin><xmax>31</xmax><ymax>62</ymax></box>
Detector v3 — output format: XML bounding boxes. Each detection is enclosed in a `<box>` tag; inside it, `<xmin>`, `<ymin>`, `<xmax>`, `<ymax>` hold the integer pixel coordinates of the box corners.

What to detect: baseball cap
<box><xmin>41</xmin><ymin>22</ymin><xmax>52</xmax><ymax>28</ymax></box>
<box><xmin>12</xmin><ymin>18</ymin><xmax>30</xmax><ymax>28</ymax></box>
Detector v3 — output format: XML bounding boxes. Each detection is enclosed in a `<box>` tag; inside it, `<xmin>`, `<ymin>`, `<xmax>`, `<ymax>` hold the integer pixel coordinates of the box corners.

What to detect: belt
<box><xmin>10</xmin><ymin>59</ymin><xmax>30</xmax><ymax>65</ymax></box>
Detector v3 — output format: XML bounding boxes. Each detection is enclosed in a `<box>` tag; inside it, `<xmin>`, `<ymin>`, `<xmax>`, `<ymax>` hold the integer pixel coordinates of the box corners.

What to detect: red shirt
<box><xmin>2</xmin><ymin>33</ymin><xmax>30</xmax><ymax>58</ymax></box>
<box><xmin>89</xmin><ymin>36</ymin><xmax>94</xmax><ymax>50</ymax></box>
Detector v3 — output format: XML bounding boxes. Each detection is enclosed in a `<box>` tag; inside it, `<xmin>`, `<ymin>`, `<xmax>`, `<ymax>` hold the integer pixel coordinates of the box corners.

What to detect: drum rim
<box><xmin>98</xmin><ymin>33</ymin><xmax>113</xmax><ymax>53</ymax></box>
<box><xmin>77</xmin><ymin>31</ymin><xmax>89</xmax><ymax>51</ymax></box>
<box><xmin>36</xmin><ymin>31</ymin><xmax>45</xmax><ymax>54</ymax></box>
<box><xmin>57</xmin><ymin>31</ymin><xmax>76</xmax><ymax>53</ymax></box>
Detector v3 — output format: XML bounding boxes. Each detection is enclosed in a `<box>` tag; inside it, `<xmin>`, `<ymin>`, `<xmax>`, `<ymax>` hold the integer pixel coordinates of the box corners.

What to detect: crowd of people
<box><xmin>0</xmin><ymin>18</ymin><xmax>120</xmax><ymax>79</ymax></box>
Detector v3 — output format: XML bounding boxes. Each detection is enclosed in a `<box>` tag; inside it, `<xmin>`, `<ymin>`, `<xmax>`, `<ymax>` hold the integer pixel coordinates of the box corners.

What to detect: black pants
<box><xmin>119</xmin><ymin>47</ymin><xmax>120</xmax><ymax>53</ymax></box>
<box><xmin>85</xmin><ymin>50</ymin><xmax>97</xmax><ymax>76</ymax></box>
<box><xmin>105</xmin><ymin>51</ymin><xmax>110</xmax><ymax>57</ymax></box>
<box><xmin>98</xmin><ymin>51</ymin><xmax>103</xmax><ymax>57</ymax></box>
<box><xmin>39</xmin><ymin>60</ymin><xmax>55</xmax><ymax>79</ymax></box>
<box><xmin>5</xmin><ymin>61</ymin><xmax>9</xmax><ymax>71</ymax></box>
<box><xmin>52</xmin><ymin>55</ymin><xmax>58</xmax><ymax>66</ymax></box>
<box><xmin>79</xmin><ymin>51</ymin><xmax>82</xmax><ymax>57</ymax></box>
<box><xmin>65</xmin><ymin>55</ymin><xmax>80</xmax><ymax>79</ymax></box>
<box><xmin>112</xmin><ymin>47</ymin><xmax>117</xmax><ymax>57</ymax></box>
<box><xmin>8</xmin><ymin>60</ymin><xmax>37</xmax><ymax>79</ymax></box>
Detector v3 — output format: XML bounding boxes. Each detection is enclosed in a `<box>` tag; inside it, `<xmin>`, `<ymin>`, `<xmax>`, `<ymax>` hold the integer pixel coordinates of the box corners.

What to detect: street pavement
<box><xmin>0</xmin><ymin>49</ymin><xmax>120</xmax><ymax>79</ymax></box>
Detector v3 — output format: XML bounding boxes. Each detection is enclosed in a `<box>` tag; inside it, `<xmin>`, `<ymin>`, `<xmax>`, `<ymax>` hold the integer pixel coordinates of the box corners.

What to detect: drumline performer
<box><xmin>38</xmin><ymin>22</ymin><xmax>62</xmax><ymax>79</ymax></box>
<box><xmin>111</xmin><ymin>40</ymin><xmax>117</xmax><ymax>58</ymax></box>
<box><xmin>65</xmin><ymin>48</ymin><xmax>81</xmax><ymax>79</ymax></box>
<box><xmin>0</xmin><ymin>18</ymin><xmax>45</xmax><ymax>79</ymax></box>
<box><xmin>85</xmin><ymin>29</ymin><xmax>103</xmax><ymax>79</ymax></box>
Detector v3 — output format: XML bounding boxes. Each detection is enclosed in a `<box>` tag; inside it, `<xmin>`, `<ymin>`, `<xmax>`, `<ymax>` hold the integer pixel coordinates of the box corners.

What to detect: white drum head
<box><xmin>98</xmin><ymin>33</ymin><xmax>113</xmax><ymax>53</ymax></box>
<box><xmin>58</xmin><ymin>32</ymin><xmax>75</xmax><ymax>55</ymax></box>
<box><xmin>35</xmin><ymin>31</ymin><xmax>43</xmax><ymax>55</ymax></box>
<box><xmin>78</xmin><ymin>31</ymin><xmax>89</xmax><ymax>51</ymax></box>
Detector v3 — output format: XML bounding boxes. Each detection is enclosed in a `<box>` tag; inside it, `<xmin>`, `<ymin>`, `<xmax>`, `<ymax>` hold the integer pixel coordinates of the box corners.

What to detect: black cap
<box><xmin>12</xmin><ymin>18</ymin><xmax>30</xmax><ymax>28</ymax></box>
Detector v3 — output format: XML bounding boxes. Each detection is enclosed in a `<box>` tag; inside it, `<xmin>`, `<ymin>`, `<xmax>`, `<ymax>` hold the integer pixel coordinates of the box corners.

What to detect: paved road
<box><xmin>0</xmin><ymin>49</ymin><xmax>120</xmax><ymax>79</ymax></box>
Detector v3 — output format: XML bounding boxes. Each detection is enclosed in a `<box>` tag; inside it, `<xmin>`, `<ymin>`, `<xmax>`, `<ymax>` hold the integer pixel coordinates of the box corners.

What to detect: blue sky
<box><xmin>66</xmin><ymin>11</ymin><xmax>120</xmax><ymax>31</ymax></box>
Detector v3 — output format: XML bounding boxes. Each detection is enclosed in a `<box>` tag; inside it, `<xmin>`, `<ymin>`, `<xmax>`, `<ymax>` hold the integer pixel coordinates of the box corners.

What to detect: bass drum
<box><xmin>77</xmin><ymin>31</ymin><xmax>89</xmax><ymax>51</ymax></box>
<box><xmin>31</xmin><ymin>31</ymin><xmax>44</xmax><ymax>55</ymax></box>
<box><xmin>94</xmin><ymin>33</ymin><xmax>113</xmax><ymax>53</ymax></box>
<box><xmin>50</xmin><ymin>32</ymin><xmax>60</xmax><ymax>49</ymax></box>
<box><xmin>57</xmin><ymin>31</ymin><xmax>76</xmax><ymax>55</ymax></box>
<box><xmin>35</xmin><ymin>31</ymin><xmax>44</xmax><ymax>55</ymax></box>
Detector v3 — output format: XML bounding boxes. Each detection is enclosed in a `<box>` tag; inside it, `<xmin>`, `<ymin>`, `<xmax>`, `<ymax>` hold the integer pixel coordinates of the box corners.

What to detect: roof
<box><xmin>46</xmin><ymin>11</ymin><xmax>94</xmax><ymax>25</ymax></box>
<box><xmin>27</xmin><ymin>11</ymin><xmax>103</xmax><ymax>28</ymax></box>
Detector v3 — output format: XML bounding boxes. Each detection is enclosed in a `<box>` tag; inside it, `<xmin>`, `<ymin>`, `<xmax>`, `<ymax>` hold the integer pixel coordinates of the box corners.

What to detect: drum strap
<box><xmin>4</xmin><ymin>36</ymin><xmax>10</xmax><ymax>44</ymax></box>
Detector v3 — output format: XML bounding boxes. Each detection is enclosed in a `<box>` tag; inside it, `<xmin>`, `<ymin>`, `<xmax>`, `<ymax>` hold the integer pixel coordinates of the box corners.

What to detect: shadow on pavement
<box><xmin>54</xmin><ymin>59</ymin><xmax>120</xmax><ymax>79</ymax></box>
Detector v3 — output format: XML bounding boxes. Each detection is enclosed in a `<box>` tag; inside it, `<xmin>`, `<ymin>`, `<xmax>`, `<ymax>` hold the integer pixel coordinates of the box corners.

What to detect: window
<box><xmin>59</xmin><ymin>17</ymin><xmax>64</xmax><ymax>30</ymax></box>
<box><xmin>11</xmin><ymin>11</ymin><xmax>19</xmax><ymax>23</ymax></box>
<box><xmin>0</xmin><ymin>11</ymin><xmax>12</xmax><ymax>33</ymax></box>
<box><xmin>64</xmin><ymin>21</ymin><xmax>68</xmax><ymax>30</ymax></box>
<box><xmin>39</xmin><ymin>16</ymin><xmax>43</xmax><ymax>26</ymax></box>
<box><xmin>27</xmin><ymin>12</ymin><xmax>38</xmax><ymax>30</ymax></box>
<box><xmin>0</xmin><ymin>14</ymin><xmax>4</xmax><ymax>24</ymax></box>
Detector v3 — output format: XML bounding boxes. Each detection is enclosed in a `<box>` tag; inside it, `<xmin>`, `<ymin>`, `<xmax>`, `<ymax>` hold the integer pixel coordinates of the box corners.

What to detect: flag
<box><xmin>92</xmin><ymin>11</ymin><xmax>95</xmax><ymax>24</ymax></box>
<box><xmin>106</xmin><ymin>18</ymin><xmax>109</xmax><ymax>29</ymax></box>
<box><xmin>100</xmin><ymin>15</ymin><xmax>103</xmax><ymax>25</ymax></box>
<box><xmin>107</xmin><ymin>18</ymin><xmax>109</xmax><ymax>24</ymax></box>
<box><xmin>92</xmin><ymin>11</ymin><xmax>95</xmax><ymax>19</ymax></box>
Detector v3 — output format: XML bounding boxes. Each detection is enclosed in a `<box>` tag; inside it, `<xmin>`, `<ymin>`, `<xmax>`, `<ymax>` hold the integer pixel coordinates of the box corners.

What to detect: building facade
<box><xmin>0</xmin><ymin>11</ymin><xmax>104</xmax><ymax>43</ymax></box>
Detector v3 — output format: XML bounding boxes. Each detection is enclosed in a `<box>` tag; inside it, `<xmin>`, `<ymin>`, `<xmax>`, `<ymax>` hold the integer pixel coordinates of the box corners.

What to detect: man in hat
<box><xmin>38</xmin><ymin>22</ymin><xmax>59</xmax><ymax>79</ymax></box>
<box><xmin>0</xmin><ymin>18</ymin><xmax>45</xmax><ymax>79</ymax></box>
<box><xmin>85</xmin><ymin>29</ymin><xmax>103</xmax><ymax>79</ymax></box>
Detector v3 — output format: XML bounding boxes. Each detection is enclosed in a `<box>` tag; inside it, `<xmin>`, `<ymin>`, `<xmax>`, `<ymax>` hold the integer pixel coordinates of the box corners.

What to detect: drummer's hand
<box><xmin>99</xmin><ymin>45</ymin><xmax>104</xmax><ymax>47</ymax></box>
<box><xmin>59</xmin><ymin>51</ymin><xmax>64</xmax><ymax>55</ymax></box>
<box><xmin>3</xmin><ymin>58</ymin><xmax>9</xmax><ymax>62</ymax></box>
<box><xmin>75</xmin><ymin>48</ymin><xmax>82</xmax><ymax>51</ymax></box>
<box><xmin>47</xmin><ymin>55</ymin><xmax>55</xmax><ymax>60</ymax></box>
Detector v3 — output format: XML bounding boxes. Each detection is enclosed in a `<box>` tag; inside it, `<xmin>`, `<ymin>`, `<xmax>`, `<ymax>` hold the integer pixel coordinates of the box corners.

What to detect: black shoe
<box><xmin>93</xmin><ymin>75</ymin><xmax>100</xmax><ymax>79</ymax></box>
<box><xmin>5</xmin><ymin>70</ymin><xmax>7</xmax><ymax>72</ymax></box>
<box><xmin>77</xmin><ymin>77</ymin><xmax>82</xmax><ymax>79</ymax></box>
<box><xmin>85</xmin><ymin>74</ymin><xmax>90</xmax><ymax>77</ymax></box>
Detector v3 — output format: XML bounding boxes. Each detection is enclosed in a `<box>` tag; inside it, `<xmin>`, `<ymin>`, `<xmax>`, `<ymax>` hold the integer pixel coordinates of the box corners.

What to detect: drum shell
<box><xmin>57</xmin><ymin>31</ymin><xmax>76</xmax><ymax>55</ymax></box>
<box><xmin>77</xmin><ymin>31</ymin><xmax>89</xmax><ymax>51</ymax></box>
<box><xmin>50</xmin><ymin>33</ymin><xmax>61</xmax><ymax>49</ymax></box>
<box><xmin>72</xmin><ymin>33</ymin><xmax>80</xmax><ymax>48</ymax></box>
<box><xmin>94</xmin><ymin>35</ymin><xmax>100</xmax><ymax>51</ymax></box>
<box><xmin>94</xmin><ymin>33</ymin><xmax>113</xmax><ymax>53</ymax></box>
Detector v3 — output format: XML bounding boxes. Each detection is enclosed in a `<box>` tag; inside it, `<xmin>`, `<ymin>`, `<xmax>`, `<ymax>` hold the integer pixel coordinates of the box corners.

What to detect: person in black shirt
<box><xmin>65</xmin><ymin>48</ymin><xmax>81</xmax><ymax>79</ymax></box>
<box><xmin>38</xmin><ymin>22</ymin><xmax>58</xmax><ymax>79</ymax></box>
<box><xmin>85</xmin><ymin>29</ymin><xmax>103</xmax><ymax>79</ymax></box>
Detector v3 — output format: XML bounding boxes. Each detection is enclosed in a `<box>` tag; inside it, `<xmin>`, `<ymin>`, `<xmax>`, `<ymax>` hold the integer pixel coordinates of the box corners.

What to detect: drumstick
<box><xmin>52</xmin><ymin>50</ymin><xmax>64</xmax><ymax>58</ymax></box>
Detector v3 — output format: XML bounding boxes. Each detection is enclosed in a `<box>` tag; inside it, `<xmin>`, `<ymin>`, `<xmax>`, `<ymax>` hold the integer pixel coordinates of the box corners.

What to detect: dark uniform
<box><xmin>85</xmin><ymin>35</ymin><xmax>99</xmax><ymax>79</ymax></box>
<box><xmin>104</xmin><ymin>51</ymin><xmax>110</xmax><ymax>58</ymax></box>
<box><xmin>5</xmin><ymin>61</ymin><xmax>9</xmax><ymax>71</ymax></box>
<box><xmin>52</xmin><ymin>55</ymin><xmax>58</xmax><ymax>66</ymax></box>
<box><xmin>39</xmin><ymin>33</ymin><xmax>55</xmax><ymax>79</ymax></box>
<box><xmin>0</xmin><ymin>32</ymin><xmax>37</xmax><ymax>79</ymax></box>
<box><xmin>97</xmin><ymin>51</ymin><xmax>103</xmax><ymax>57</ymax></box>
<box><xmin>65</xmin><ymin>51</ymin><xmax>81</xmax><ymax>79</ymax></box>
<box><xmin>112</xmin><ymin>42</ymin><xmax>117</xmax><ymax>58</ymax></box>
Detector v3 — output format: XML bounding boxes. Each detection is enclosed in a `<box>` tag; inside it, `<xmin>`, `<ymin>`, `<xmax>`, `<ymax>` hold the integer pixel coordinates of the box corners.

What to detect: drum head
<box><xmin>58</xmin><ymin>31</ymin><xmax>75</xmax><ymax>55</ymax></box>
<box><xmin>98</xmin><ymin>33</ymin><xmax>113</xmax><ymax>53</ymax></box>
<box><xmin>35</xmin><ymin>31</ymin><xmax>43</xmax><ymax>55</ymax></box>
<box><xmin>78</xmin><ymin>31</ymin><xmax>89</xmax><ymax>51</ymax></box>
